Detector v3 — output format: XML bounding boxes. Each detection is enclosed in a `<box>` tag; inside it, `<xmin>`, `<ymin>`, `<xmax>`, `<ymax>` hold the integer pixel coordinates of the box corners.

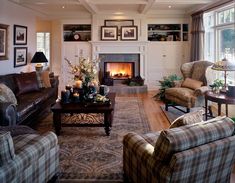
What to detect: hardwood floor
<box><xmin>117</xmin><ymin>91</ymin><xmax>235</xmax><ymax>182</ymax></box>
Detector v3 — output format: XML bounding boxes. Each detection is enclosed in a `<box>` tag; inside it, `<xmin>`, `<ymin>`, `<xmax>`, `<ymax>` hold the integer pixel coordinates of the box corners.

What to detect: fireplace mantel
<box><xmin>90</xmin><ymin>41</ymin><xmax>148</xmax><ymax>82</ymax></box>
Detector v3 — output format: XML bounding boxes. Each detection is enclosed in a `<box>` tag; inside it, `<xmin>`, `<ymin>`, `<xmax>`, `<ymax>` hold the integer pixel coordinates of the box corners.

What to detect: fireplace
<box><xmin>99</xmin><ymin>54</ymin><xmax>140</xmax><ymax>84</ymax></box>
<box><xmin>104</xmin><ymin>62</ymin><xmax>134</xmax><ymax>80</ymax></box>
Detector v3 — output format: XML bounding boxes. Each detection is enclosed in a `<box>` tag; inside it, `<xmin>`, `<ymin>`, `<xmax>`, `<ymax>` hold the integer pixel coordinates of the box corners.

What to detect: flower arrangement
<box><xmin>65</xmin><ymin>57</ymin><xmax>99</xmax><ymax>87</ymax></box>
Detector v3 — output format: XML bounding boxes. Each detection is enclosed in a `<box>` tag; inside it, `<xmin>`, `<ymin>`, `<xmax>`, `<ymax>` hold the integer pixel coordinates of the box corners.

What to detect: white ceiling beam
<box><xmin>154</xmin><ymin>0</ymin><xmax>212</xmax><ymax>5</ymax></box>
<box><xmin>138</xmin><ymin>0</ymin><xmax>155</xmax><ymax>14</ymax></box>
<box><xmin>18</xmin><ymin>0</ymin><xmax>81</xmax><ymax>5</ymax></box>
<box><xmin>79</xmin><ymin>0</ymin><xmax>99</xmax><ymax>14</ymax></box>
<box><xmin>90</xmin><ymin>0</ymin><xmax>147</xmax><ymax>5</ymax></box>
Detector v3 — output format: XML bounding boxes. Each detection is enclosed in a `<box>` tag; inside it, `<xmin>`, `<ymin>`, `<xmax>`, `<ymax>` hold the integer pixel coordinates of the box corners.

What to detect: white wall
<box><xmin>0</xmin><ymin>0</ymin><xmax>37</xmax><ymax>74</ymax></box>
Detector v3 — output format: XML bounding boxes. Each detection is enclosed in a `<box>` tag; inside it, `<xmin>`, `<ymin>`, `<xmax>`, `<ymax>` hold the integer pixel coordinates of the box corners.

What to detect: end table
<box><xmin>205</xmin><ymin>91</ymin><xmax>235</xmax><ymax>120</ymax></box>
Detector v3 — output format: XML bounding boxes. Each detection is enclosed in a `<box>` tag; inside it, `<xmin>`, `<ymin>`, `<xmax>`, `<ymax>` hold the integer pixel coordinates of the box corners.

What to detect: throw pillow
<box><xmin>41</xmin><ymin>70</ymin><xmax>51</xmax><ymax>88</ymax></box>
<box><xmin>181</xmin><ymin>78</ymin><xmax>203</xmax><ymax>90</ymax></box>
<box><xmin>15</xmin><ymin>72</ymin><xmax>40</xmax><ymax>95</ymax></box>
<box><xmin>169</xmin><ymin>109</ymin><xmax>204</xmax><ymax>128</ymax></box>
<box><xmin>36</xmin><ymin>70</ymin><xmax>51</xmax><ymax>88</ymax></box>
<box><xmin>0</xmin><ymin>131</ymin><xmax>15</xmax><ymax>166</ymax></box>
<box><xmin>0</xmin><ymin>83</ymin><xmax>17</xmax><ymax>105</ymax></box>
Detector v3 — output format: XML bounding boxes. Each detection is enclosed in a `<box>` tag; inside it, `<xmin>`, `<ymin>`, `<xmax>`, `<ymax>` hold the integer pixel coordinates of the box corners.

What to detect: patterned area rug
<box><xmin>37</xmin><ymin>97</ymin><xmax>150</xmax><ymax>182</ymax></box>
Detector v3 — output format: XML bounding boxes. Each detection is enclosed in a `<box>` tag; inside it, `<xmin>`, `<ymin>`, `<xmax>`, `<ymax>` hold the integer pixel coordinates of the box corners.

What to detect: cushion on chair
<box><xmin>0</xmin><ymin>83</ymin><xmax>18</xmax><ymax>105</ymax></box>
<box><xmin>165</xmin><ymin>87</ymin><xmax>194</xmax><ymax>102</ymax></box>
<box><xmin>169</xmin><ymin>109</ymin><xmax>204</xmax><ymax>128</ymax></box>
<box><xmin>0</xmin><ymin>131</ymin><xmax>15</xmax><ymax>166</ymax></box>
<box><xmin>181</xmin><ymin>78</ymin><xmax>203</xmax><ymax>90</ymax></box>
<box><xmin>154</xmin><ymin>117</ymin><xmax>235</xmax><ymax>162</ymax></box>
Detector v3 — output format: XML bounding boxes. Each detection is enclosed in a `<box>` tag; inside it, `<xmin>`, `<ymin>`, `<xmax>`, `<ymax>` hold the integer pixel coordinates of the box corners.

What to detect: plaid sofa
<box><xmin>123</xmin><ymin>117</ymin><xmax>235</xmax><ymax>183</ymax></box>
<box><xmin>0</xmin><ymin>127</ymin><xmax>59</xmax><ymax>183</ymax></box>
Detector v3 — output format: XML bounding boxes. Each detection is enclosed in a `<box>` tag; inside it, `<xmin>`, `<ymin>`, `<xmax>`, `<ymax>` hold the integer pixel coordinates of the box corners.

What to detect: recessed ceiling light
<box><xmin>168</xmin><ymin>5</ymin><xmax>172</xmax><ymax>9</ymax></box>
<box><xmin>114</xmin><ymin>12</ymin><xmax>123</xmax><ymax>15</ymax></box>
<box><xmin>62</xmin><ymin>6</ymin><xmax>65</xmax><ymax>9</ymax></box>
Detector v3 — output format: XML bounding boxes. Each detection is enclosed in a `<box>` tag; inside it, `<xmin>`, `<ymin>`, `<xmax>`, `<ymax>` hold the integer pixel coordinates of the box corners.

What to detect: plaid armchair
<box><xmin>0</xmin><ymin>126</ymin><xmax>59</xmax><ymax>183</ymax></box>
<box><xmin>123</xmin><ymin>117</ymin><xmax>235</xmax><ymax>183</ymax></box>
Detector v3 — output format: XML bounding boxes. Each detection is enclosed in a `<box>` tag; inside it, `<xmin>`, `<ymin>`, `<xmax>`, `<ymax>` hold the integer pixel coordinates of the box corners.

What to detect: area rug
<box><xmin>160</xmin><ymin>105</ymin><xmax>203</xmax><ymax>123</ymax></box>
<box><xmin>37</xmin><ymin>97</ymin><xmax>150</xmax><ymax>182</ymax></box>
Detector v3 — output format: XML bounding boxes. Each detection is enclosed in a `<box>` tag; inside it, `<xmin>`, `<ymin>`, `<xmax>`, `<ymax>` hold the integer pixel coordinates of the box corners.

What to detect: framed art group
<box><xmin>101</xmin><ymin>20</ymin><xmax>138</xmax><ymax>41</ymax></box>
<box><xmin>13</xmin><ymin>24</ymin><xmax>28</xmax><ymax>67</ymax></box>
<box><xmin>0</xmin><ymin>24</ymin><xmax>9</xmax><ymax>60</ymax></box>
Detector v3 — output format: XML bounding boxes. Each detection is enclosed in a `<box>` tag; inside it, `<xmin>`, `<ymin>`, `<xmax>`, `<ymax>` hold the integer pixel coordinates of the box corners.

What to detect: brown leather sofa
<box><xmin>0</xmin><ymin>72</ymin><xmax>59</xmax><ymax>126</ymax></box>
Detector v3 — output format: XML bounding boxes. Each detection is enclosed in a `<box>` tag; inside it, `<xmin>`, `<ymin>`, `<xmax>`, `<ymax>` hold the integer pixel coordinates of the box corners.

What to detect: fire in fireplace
<box><xmin>105</xmin><ymin>62</ymin><xmax>134</xmax><ymax>79</ymax></box>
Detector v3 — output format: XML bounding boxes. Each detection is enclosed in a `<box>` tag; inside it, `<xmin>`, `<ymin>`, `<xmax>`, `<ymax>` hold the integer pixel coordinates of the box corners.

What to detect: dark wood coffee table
<box><xmin>51</xmin><ymin>93</ymin><xmax>116</xmax><ymax>136</ymax></box>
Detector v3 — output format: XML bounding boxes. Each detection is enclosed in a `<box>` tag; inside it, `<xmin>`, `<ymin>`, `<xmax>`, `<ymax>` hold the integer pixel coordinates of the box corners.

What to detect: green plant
<box><xmin>210</xmin><ymin>79</ymin><xmax>224</xmax><ymax>91</ymax></box>
<box><xmin>154</xmin><ymin>74</ymin><xmax>182</xmax><ymax>101</ymax></box>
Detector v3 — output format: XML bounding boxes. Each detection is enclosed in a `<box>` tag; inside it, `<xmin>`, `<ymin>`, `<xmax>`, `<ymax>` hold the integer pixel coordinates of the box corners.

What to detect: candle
<box><xmin>75</xmin><ymin>80</ymin><xmax>82</xmax><ymax>88</ymax></box>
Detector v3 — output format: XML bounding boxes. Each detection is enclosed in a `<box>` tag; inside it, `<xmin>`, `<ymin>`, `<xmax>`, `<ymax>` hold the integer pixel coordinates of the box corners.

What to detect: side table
<box><xmin>205</xmin><ymin>91</ymin><xmax>235</xmax><ymax>120</ymax></box>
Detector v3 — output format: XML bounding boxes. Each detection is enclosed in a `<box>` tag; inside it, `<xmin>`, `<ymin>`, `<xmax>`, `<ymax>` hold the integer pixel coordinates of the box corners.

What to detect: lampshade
<box><xmin>31</xmin><ymin>52</ymin><xmax>48</xmax><ymax>63</ymax></box>
<box><xmin>211</xmin><ymin>58</ymin><xmax>235</xmax><ymax>71</ymax></box>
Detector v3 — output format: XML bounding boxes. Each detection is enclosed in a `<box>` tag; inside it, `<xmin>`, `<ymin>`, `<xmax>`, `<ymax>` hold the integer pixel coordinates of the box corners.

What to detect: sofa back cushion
<box><xmin>0</xmin><ymin>131</ymin><xmax>15</xmax><ymax>166</ymax></box>
<box><xmin>0</xmin><ymin>74</ymin><xmax>19</xmax><ymax>94</ymax></box>
<box><xmin>154</xmin><ymin>117</ymin><xmax>235</xmax><ymax>162</ymax></box>
<box><xmin>15</xmin><ymin>72</ymin><xmax>40</xmax><ymax>95</ymax></box>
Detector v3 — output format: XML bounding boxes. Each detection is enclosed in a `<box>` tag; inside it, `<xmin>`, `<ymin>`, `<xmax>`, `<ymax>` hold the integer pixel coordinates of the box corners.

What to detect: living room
<box><xmin>0</xmin><ymin>0</ymin><xmax>235</xmax><ymax>182</ymax></box>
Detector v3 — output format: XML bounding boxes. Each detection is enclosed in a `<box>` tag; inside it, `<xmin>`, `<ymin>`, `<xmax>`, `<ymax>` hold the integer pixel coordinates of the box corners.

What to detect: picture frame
<box><xmin>101</xmin><ymin>26</ymin><xmax>118</xmax><ymax>41</ymax></box>
<box><xmin>120</xmin><ymin>26</ymin><xmax>138</xmax><ymax>41</ymax></box>
<box><xmin>104</xmin><ymin>20</ymin><xmax>134</xmax><ymax>36</ymax></box>
<box><xmin>0</xmin><ymin>24</ymin><xmax>9</xmax><ymax>60</ymax></box>
<box><xmin>14</xmin><ymin>25</ymin><xmax>27</xmax><ymax>45</ymax></box>
<box><xmin>14</xmin><ymin>47</ymin><xmax>27</xmax><ymax>67</ymax></box>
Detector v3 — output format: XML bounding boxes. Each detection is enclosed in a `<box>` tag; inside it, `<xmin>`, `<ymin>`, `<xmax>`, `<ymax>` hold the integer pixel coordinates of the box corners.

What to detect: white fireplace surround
<box><xmin>91</xmin><ymin>41</ymin><xmax>149</xmax><ymax>84</ymax></box>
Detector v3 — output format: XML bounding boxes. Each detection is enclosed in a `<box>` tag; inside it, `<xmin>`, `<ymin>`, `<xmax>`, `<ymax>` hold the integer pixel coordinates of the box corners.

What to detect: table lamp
<box><xmin>31</xmin><ymin>52</ymin><xmax>48</xmax><ymax>71</ymax></box>
<box><xmin>211</xmin><ymin>58</ymin><xmax>235</xmax><ymax>93</ymax></box>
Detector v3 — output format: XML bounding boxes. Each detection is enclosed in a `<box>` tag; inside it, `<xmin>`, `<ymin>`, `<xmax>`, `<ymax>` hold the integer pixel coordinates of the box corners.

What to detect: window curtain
<box><xmin>190</xmin><ymin>12</ymin><xmax>205</xmax><ymax>61</ymax></box>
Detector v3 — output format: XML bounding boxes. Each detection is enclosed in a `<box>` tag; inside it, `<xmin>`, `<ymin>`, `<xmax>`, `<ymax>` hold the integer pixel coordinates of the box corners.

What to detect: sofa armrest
<box><xmin>194</xmin><ymin>86</ymin><xmax>210</xmax><ymax>96</ymax></box>
<box><xmin>123</xmin><ymin>132</ymin><xmax>154</xmax><ymax>162</ymax></box>
<box><xmin>50</xmin><ymin>75</ymin><xmax>59</xmax><ymax>88</ymax></box>
<box><xmin>0</xmin><ymin>103</ymin><xmax>17</xmax><ymax>126</ymax></box>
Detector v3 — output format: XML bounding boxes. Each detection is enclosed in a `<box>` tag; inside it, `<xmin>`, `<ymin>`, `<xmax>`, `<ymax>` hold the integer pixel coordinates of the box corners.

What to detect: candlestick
<box><xmin>75</xmin><ymin>80</ymin><xmax>82</xmax><ymax>88</ymax></box>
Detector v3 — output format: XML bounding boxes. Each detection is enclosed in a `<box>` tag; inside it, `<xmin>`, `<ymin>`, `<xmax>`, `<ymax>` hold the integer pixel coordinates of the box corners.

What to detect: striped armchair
<box><xmin>123</xmin><ymin>117</ymin><xmax>235</xmax><ymax>183</ymax></box>
<box><xmin>0</xmin><ymin>126</ymin><xmax>59</xmax><ymax>183</ymax></box>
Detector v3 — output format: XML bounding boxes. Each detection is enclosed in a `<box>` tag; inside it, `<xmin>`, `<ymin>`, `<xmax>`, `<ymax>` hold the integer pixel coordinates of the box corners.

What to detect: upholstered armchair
<box><xmin>165</xmin><ymin>60</ymin><xmax>213</xmax><ymax>113</ymax></box>
<box><xmin>123</xmin><ymin>116</ymin><xmax>235</xmax><ymax>183</ymax></box>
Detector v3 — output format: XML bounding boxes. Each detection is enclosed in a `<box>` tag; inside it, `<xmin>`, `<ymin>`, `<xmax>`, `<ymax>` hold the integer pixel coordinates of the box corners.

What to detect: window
<box><xmin>204</xmin><ymin>4</ymin><xmax>235</xmax><ymax>83</ymax></box>
<box><xmin>36</xmin><ymin>32</ymin><xmax>50</xmax><ymax>63</ymax></box>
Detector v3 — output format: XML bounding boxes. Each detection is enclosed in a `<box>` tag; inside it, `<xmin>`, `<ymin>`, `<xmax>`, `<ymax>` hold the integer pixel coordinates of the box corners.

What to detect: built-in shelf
<box><xmin>148</xmin><ymin>24</ymin><xmax>188</xmax><ymax>42</ymax></box>
<box><xmin>63</xmin><ymin>24</ymin><xmax>91</xmax><ymax>42</ymax></box>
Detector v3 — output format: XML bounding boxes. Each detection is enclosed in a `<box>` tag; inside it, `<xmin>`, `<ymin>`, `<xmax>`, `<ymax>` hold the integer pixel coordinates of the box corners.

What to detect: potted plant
<box><xmin>154</xmin><ymin>74</ymin><xmax>182</xmax><ymax>101</ymax></box>
<box><xmin>210</xmin><ymin>79</ymin><xmax>224</xmax><ymax>94</ymax></box>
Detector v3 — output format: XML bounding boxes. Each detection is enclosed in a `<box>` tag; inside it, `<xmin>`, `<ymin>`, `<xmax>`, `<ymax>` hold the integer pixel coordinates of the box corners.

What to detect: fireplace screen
<box><xmin>105</xmin><ymin>62</ymin><xmax>134</xmax><ymax>79</ymax></box>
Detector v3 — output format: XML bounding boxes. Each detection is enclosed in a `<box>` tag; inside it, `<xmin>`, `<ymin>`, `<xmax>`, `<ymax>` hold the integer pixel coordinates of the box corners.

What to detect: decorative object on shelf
<box><xmin>101</xmin><ymin>26</ymin><xmax>118</xmax><ymax>41</ymax></box>
<box><xmin>211</xmin><ymin>58</ymin><xmax>235</xmax><ymax>92</ymax></box>
<box><xmin>0</xmin><ymin>24</ymin><xmax>9</xmax><ymax>60</ymax></box>
<box><xmin>154</xmin><ymin>74</ymin><xmax>183</xmax><ymax>101</ymax></box>
<box><xmin>120</xmin><ymin>26</ymin><xmax>138</xmax><ymax>41</ymax></box>
<box><xmin>14</xmin><ymin>47</ymin><xmax>27</xmax><ymax>67</ymax></box>
<box><xmin>13</xmin><ymin>25</ymin><xmax>27</xmax><ymax>45</ymax></box>
<box><xmin>104</xmin><ymin>19</ymin><xmax>134</xmax><ymax>36</ymax></box>
<box><xmin>65</xmin><ymin>57</ymin><xmax>99</xmax><ymax>101</ymax></box>
<box><xmin>31</xmin><ymin>52</ymin><xmax>48</xmax><ymax>71</ymax></box>
<box><xmin>63</xmin><ymin>24</ymin><xmax>91</xmax><ymax>41</ymax></box>
<box><xmin>209</xmin><ymin>79</ymin><xmax>224</xmax><ymax>94</ymax></box>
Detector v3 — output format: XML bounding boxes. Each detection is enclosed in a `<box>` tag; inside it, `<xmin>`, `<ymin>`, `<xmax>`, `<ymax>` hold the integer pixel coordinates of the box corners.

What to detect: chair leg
<box><xmin>186</xmin><ymin>108</ymin><xmax>190</xmax><ymax>113</ymax></box>
<box><xmin>208</xmin><ymin>105</ymin><xmax>213</xmax><ymax>117</ymax></box>
<box><xmin>165</xmin><ymin>102</ymin><xmax>168</xmax><ymax>111</ymax></box>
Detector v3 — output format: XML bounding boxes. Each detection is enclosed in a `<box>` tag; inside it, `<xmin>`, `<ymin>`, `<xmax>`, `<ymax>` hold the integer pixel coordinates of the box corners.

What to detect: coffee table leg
<box><xmin>53</xmin><ymin>112</ymin><xmax>61</xmax><ymax>136</ymax></box>
<box><xmin>104</xmin><ymin>113</ymin><xmax>111</xmax><ymax>136</ymax></box>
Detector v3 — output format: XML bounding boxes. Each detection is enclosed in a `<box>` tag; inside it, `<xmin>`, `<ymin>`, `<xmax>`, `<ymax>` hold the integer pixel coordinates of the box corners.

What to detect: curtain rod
<box><xmin>191</xmin><ymin>0</ymin><xmax>234</xmax><ymax>16</ymax></box>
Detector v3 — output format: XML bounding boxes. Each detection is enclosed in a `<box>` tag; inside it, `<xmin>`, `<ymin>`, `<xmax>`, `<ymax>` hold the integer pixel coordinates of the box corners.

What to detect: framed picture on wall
<box><xmin>120</xmin><ymin>26</ymin><xmax>138</xmax><ymax>41</ymax></box>
<box><xmin>104</xmin><ymin>19</ymin><xmax>134</xmax><ymax>36</ymax></box>
<box><xmin>14</xmin><ymin>25</ymin><xmax>27</xmax><ymax>45</ymax></box>
<box><xmin>0</xmin><ymin>24</ymin><xmax>9</xmax><ymax>60</ymax></box>
<box><xmin>101</xmin><ymin>26</ymin><xmax>118</xmax><ymax>41</ymax></box>
<box><xmin>14</xmin><ymin>47</ymin><xmax>27</xmax><ymax>67</ymax></box>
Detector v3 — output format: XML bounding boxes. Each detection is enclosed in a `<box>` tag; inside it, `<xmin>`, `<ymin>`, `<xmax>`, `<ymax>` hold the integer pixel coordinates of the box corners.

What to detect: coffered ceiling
<box><xmin>8</xmin><ymin>0</ymin><xmax>218</xmax><ymax>18</ymax></box>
